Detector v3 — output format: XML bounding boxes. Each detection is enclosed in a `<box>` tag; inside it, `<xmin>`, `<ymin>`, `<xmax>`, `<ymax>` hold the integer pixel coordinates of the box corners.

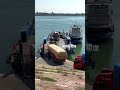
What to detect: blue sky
<box><xmin>35</xmin><ymin>0</ymin><xmax>85</xmax><ymax>13</ymax></box>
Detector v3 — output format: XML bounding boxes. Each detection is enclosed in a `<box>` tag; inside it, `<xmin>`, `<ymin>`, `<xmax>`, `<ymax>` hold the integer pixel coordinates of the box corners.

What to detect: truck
<box><xmin>93</xmin><ymin>65</ymin><xmax>120</xmax><ymax>90</ymax></box>
<box><xmin>48</xmin><ymin>44</ymin><xmax>68</xmax><ymax>63</ymax></box>
<box><xmin>73</xmin><ymin>54</ymin><xmax>85</xmax><ymax>70</ymax></box>
<box><xmin>73</xmin><ymin>51</ymin><xmax>95</xmax><ymax>70</ymax></box>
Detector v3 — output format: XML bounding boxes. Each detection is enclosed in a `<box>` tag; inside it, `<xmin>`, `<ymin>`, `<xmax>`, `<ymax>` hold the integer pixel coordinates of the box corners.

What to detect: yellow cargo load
<box><xmin>48</xmin><ymin>44</ymin><xmax>68</xmax><ymax>61</ymax></box>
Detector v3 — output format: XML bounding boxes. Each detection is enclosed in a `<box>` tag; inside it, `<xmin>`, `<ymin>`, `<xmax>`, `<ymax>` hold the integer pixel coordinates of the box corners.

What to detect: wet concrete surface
<box><xmin>0</xmin><ymin>74</ymin><xmax>30</xmax><ymax>90</ymax></box>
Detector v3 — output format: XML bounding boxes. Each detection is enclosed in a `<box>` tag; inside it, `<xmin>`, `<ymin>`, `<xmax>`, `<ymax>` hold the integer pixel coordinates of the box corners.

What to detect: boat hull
<box><xmin>70</xmin><ymin>37</ymin><xmax>82</xmax><ymax>44</ymax></box>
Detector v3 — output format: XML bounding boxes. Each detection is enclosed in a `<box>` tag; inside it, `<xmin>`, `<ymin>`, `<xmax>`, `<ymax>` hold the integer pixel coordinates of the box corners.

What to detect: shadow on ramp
<box><xmin>37</xmin><ymin>56</ymin><xmax>64</xmax><ymax>66</ymax></box>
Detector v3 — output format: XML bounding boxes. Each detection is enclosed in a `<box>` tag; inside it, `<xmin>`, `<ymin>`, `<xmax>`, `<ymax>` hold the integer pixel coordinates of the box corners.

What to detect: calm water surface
<box><xmin>35</xmin><ymin>16</ymin><xmax>85</xmax><ymax>57</ymax></box>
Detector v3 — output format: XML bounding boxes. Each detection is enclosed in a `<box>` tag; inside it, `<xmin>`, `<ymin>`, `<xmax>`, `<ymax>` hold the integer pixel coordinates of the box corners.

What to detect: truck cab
<box><xmin>93</xmin><ymin>65</ymin><xmax>120</xmax><ymax>90</ymax></box>
<box><xmin>74</xmin><ymin>54</ymin><xmax>85</xmax><ymax>70</ymax></box>
<box><xmin>93</xmin><ymin>69</ymin><xmax>113</xmax><ymax>90</ymax></box>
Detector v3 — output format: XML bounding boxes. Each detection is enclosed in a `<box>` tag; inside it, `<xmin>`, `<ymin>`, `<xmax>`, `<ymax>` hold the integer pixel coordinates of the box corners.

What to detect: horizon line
<box><xmin>35</xmin><ymin>12</ymin><xmax>85</xmax><ymax>14</ymax></box>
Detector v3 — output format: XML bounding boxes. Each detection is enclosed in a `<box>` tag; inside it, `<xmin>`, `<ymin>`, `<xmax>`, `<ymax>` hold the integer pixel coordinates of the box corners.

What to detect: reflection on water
<box><xmin>35</xmin><ymin>16</ymin><xmax>85</xmax><ymax>57</ymax></box>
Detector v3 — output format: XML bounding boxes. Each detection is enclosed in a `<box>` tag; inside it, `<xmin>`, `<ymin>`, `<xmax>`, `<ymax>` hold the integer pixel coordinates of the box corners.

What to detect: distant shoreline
<box><xmin>35</xmin><ymin>15</ymin><xmax>85</xmax><ymax>16</ymax></box>
<box><xmin>35</xmin><ymin>13</ymin><xmax>85</xmax><ymax>16</ymax></box>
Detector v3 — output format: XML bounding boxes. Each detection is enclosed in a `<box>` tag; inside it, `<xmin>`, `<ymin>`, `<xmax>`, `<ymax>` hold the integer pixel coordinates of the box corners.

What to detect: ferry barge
<box><xmin>38</xmin><ymin>25</ymin><xmax>83</xmax><ymax>63</ymax></box>
<box><xmin>69</xmin><ymin>25</ymin><xmax>83</xmax><ymax>44</ymax></box>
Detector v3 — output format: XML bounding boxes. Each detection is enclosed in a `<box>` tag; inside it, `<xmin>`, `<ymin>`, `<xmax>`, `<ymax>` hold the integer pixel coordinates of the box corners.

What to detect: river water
<box><xmin>35</xmin><ymin>16</ymin><xmax>85</xmax><ymax>57</ymax></box>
